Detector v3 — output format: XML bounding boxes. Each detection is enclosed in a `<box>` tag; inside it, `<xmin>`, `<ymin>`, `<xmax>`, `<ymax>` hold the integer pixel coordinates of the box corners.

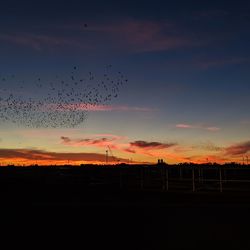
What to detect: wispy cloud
<box><xmin>0</xmin><ymin>19</ymin><xmax>211</xmax><ymax>53</ymax></box>
<box><xmin>0</xmin><ymin>33</ymin><xmax>89</xmax><ymax>51</ymax></box>
<box><xmin>104</xmin><ymin>19</ymin><xmax>199</xmax><ymax>52</ymax></box>
<box><xmin>130</xmin><ymin>140</ymin><xmax>176</xmax><ymax>150</ymax></box>
<box><xmin>195</xmin><ymin>57</ymin><xmax>250</xmax><ymax>70</ymax></box>
<box><xmin>0</xmin><ymin>148</ymin><xmax>126</xmax><ymax>164</ymax></box>
<box><xmin>66</xmin><ymin>19</ymin><xmax>206</xmax><ymax>53</ymax></box>
<box><xmin>193</xmin><ymin>141</ymin><xmax>223</xmax><ymax>152</ymax></box>
<box><xmin>176</xmin><ymin>123</ymin><xmax>221</xmax><ymax>132</ymax></box>
<box><xmin>125</xmin><ymin>140</ymin><xmax>177</xmax><ymax>155</ymax></box>
<box><xmin>60</xmin><ymin>134</ymin><xmax>122</xmax><ymax>150</ymax></box>
<box><xmin>60</xmin><ymin>135</ymin><xmax>177</xmax><ymax>158</ymax></box>
<box><xmin>176</xmin><ymin>124</ymin><xmax>194</xmax><ymax>129</ymax></box>
<box><xmin>225</xmin><ymin>141</ymin><xmax>250</xmax><ymax>155</ymax></box>
<box><xmin>47</xmin><ymin>103</ymin><xmax>154</xmax><ymax>112</ymax></box>
<box><xmin>184</xmin><ymin>154</ymin><xmax>230</xmax><ymax>164</ymax></box>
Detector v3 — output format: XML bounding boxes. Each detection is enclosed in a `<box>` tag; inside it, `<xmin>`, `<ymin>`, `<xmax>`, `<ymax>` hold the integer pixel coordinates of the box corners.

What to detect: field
<box><xmin>1</xmin><ymin>164</ymin><xmax>250</xmax><ymax>249</ymax></box>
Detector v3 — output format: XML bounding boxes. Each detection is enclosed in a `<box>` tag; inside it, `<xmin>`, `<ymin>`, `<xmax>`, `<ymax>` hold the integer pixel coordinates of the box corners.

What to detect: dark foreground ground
<box><xmin>1</xmin><ymin>165</ymin><xmax>250</xmax><ymax>249</ymax></box>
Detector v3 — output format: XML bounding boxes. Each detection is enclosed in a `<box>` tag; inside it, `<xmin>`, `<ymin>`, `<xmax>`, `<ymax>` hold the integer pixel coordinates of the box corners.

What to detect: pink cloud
<box><xmin>176</xmin><ymin>124</ymin><xmax>194</xmax><ymax>129</ymax></box>
<box><xmin>71</xmin><ymin>19</ymin><xmax>204</xmax><ymax>52</ymax></box>
<box><xmin>0</xmin><ymin>19</ymin><xmax>209</xmax><ymax>53</ymax></box>
<box><xmin>176</xmin><ymin>123</ymin><xmax>221</xmax><ymax>132</ymax></box>
<box><xmin>206</xmin><ymin>127</ymin><xmax>221</xmax><ymax>132</ymax></box>
<box><xmin>225</xmin><ymin>141</ymin><xmax>250</xmax><ymax>155</ymax></box>
<box><xmin>47</xmin><ymin>103</ymin><xmax>153</xmax><ymax>112</ymax></box>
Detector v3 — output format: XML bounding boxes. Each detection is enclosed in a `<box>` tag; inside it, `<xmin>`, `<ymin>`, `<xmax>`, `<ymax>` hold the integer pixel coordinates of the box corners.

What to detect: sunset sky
<box><xmin>0</xmin><ymin>0</ymin><xmax>250</xmax><ymax>165</ymax></box>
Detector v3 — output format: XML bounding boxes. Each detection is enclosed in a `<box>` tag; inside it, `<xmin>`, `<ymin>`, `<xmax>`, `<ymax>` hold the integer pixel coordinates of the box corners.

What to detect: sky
<box><xmin>0</xmin><ymin>0</ymin><xmax>250</xmax><ymax>165</ymax></box>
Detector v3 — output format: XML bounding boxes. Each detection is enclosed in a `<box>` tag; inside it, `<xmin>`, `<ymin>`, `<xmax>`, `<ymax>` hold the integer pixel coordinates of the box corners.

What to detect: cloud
<box><xmin>124</xmin><ymin>148</ymin><xmax>136</xmax><ymax>154</ymax></box>
<box><xmin>194</xmin><ymin>141</ymin><xmax>223</xmax><ymax>152</ymax></box>
<box><xmin>0</xmin><ymin>18</ymin><xmax>210</xmax><ymax>53</ymax></box>
<box><xmin>206</xmin><ymin>127</ymin><xmax>221</xmax><ymax>132</ymax></box>
<box><xmin>176</xmin><ymin>124</ymin><xmax>194</xmax><ymax>129</ymax></box>
<box><xmin>225</xmin><ymin>141</ymin><xmax>250</xmax><ymax>155</ymax></box>
<box><xmin>60</xmin><ymin>136</ymin><xmax>71</xmax><ymax>143</ymax></box>
<box><xmin>60</xmin><ymin>134</ymin><xmax>123</xmax><ymax>150</ymax></box>
<box><xmin>126</xmin><ymin>140</ymin><xmax>177</xmax><ymax>155</ymax></box>
<box><xmin>130</xmin><ymin>140</ymin><xmax>176</xmax><ymax>149</ymax></box>
<box><xmin>68</xmin><ymin>19</ymin><xmax>205</xmax><ymax>53</ymax></box>
<box><xmin>0</xmin><ymin>33</ymin><xmax>89</xmax><ymax>51</ymax></box>
<box><xmin>176</xmin><ymin>123</ymin><xmax>220</xmax><ymax>132</ymax></box>
<box><xmin>107</xmin><ymin>19</ymin><xmax>197</xmax><ymax>52</ymax></box>
<box><xmin>0</xmin><ymin>148</ymin><xmax>125</xmax><ymax>164</ymax></box>
<box><xmin>184</xmin><ymin>154</ymin><xmax>230</xmax><ymax>164</ymax></box>
<box><xmin>195</xmin><ymin>57</ymin><xmax>250</xmax><ymax>70</ymax></box>
<box><xmin>60</xmin><ymin>135</ymin><xmax>177</xmax><ymax>158</ymax></box>
<box><xmin>47</xmin><ymin>103</ymin><xmax>154</xmax><ymax>112</ymax></box>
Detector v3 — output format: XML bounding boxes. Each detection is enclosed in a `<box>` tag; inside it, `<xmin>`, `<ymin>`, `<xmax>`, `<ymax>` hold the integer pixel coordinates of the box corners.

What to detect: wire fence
<box><xmin>1</xmin><ymin>164</ymin><xmax>250</xmax><ymax>193</ymax></box>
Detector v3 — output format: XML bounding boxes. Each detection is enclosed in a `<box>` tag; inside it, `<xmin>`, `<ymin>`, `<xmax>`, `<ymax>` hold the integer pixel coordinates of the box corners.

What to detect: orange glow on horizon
<box><xmin>0</xmin><ymin>154</ymin><xmax>244</xmax><ymax>166</ymax></box>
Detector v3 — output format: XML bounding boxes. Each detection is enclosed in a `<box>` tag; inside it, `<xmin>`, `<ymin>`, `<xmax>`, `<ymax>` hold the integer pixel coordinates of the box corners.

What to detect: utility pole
<box><xmin>106</xmin><ymin>150</ymin><xmax>108</xmax><ymax>164</ymax></box>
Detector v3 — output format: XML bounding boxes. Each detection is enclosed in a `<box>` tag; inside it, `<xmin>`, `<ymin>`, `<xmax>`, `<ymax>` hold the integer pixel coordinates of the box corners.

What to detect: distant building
<box><xmin>157</xmin><ymin>159</ymin><xmax>165</xmax><ymax>164</ymax></box>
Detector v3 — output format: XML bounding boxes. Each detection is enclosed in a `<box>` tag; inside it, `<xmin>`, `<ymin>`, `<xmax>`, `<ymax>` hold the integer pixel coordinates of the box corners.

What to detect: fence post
<box><xmin>161</xmin><ymin>167</ymin><xmax>165</xmax><ymax>190</ymax></box>
<box><xmin>198</xmin><ymin>167</ymin><xmax>201</xmax><ymax>183</ymax></box>
<box><xmin>219</xmin><ymin>167</ymin><xmax>223</xmax><ymax>193</ymax></box>
<box><xmin>166</xmin><ymin>167</ymin><xmax>169</xmax><ymax>191</ymax></box>
<box><xmin>119</xmin><ymin>168</ymin><xmax>123</xmax><ymax>188</ymax></box>
<box><xmin>140</xmin><ymin>167</ymin><xmax>144</xmax><ymax>189</ymax></box>
<box><xmin>192</xmin><ymin>167</ymin><xmax>195</xmax><ymax>192</ymax></box>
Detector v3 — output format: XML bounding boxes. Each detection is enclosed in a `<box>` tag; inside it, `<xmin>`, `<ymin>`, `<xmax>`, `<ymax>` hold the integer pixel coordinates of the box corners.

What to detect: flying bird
<box><xmin>0</xmin><ymin>66</ymin><xmax>128</xmax><ymax>128</ymax></box>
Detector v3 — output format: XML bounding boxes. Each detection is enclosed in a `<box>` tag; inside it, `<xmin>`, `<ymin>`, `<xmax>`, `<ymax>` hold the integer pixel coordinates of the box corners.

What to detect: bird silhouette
<box><xmin>0</xmin><ymin>66</ymin><xmax>128</xmax><ymax>128</ymax></box>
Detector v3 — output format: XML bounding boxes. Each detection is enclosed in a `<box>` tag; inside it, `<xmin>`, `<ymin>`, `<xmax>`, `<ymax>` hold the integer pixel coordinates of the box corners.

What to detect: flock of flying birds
<box><xmin>0</xmin><ymin>66</ymin><xmax>128</xmax><ymax>128</ymax></box>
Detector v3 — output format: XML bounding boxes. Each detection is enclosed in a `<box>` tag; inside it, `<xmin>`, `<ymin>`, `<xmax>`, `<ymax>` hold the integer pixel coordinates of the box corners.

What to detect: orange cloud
<box><xmin>60</xmin><ymin>135</ymin><xmax>178</xmax><ymax>159</ymax></box>
<box><xmin>182</xmin><ymin>155</ymin><xmax>230</xmax><ymax>164</ymax></box>
<box><xmin>0</xmin><ymin>148</ymin><xmax>127</xmax><ymax>165</ymax></box>
<box><xmin>193</xmin><ymin>141</ymin><xmax>223</xmax><ymax>152</ymax></box>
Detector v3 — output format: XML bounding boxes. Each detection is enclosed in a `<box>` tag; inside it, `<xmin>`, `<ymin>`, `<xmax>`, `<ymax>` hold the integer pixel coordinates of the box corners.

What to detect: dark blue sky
<box><xmin>0</xmin><ymin>0</ymin><xmax>250</xmax><ymax>164</ymax></box>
